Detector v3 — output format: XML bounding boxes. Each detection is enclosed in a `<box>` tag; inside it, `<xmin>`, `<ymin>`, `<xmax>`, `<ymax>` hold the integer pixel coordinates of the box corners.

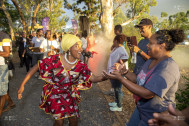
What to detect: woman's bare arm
<box><xmin>17</xmin><ymin>64</ymin><xmax>39</xmax><ymax>99</ymax></box>
<box><xmin>89</xmin><ymin>74</ymin><xmax>107</xmax><ymax>83</ymax></box>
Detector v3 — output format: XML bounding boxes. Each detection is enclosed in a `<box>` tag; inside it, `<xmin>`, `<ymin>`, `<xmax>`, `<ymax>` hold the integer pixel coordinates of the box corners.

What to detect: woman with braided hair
<box><xmin>103</xmin><ymin>29</ymin><xmax>185</xmax><ymax>126</ymax></box>
<box><xmin>17</xmin><ymin>34</ymin><xmax>107</xmax><ymax>126</ymax></box>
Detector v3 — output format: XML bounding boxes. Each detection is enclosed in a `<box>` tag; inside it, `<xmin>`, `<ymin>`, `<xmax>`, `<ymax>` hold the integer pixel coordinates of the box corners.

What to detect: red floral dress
<box><xmin>38</xmin><ymin>54</ymin><xmax>92</xmax><ymax>120</ymax></box>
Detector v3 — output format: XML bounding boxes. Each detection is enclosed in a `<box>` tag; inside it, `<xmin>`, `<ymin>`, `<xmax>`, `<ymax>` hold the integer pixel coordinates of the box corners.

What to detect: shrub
<box><xmin>176</xmin><ymin>76</ymin><xmax>189</xmax><ymax>110</ymax></box>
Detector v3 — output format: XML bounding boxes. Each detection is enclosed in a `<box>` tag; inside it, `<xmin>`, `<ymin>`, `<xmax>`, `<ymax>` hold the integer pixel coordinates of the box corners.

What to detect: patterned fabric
<box><xmin>0</xmin><ymin>31</ymin><xmax>11</xmax><ymax>65</ymax></box>
<box><xmin>0</xmin><ymin>65</ymin><xmax>8</xmax><ymax>96</ymax></box>
<box><xmin>38</xmin><ymin>54</ymin><xmax>92</xmax><ymax>120</ymax></box>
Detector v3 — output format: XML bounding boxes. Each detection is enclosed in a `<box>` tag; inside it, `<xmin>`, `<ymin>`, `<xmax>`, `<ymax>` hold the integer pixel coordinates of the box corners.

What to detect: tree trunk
<box><xmin>100</xmin><ymin>0</ymin><xmax>114</xmax><ymax>38</ymax></box>
<box><xmin>31</xmin><ymin>0</ymin><xmax>43</xmax><ymax>31</ymax></box>
<box><xmin>0</xmin><ymin>0</ymin><xmax>16</xmax><ymax>44</ymax></box>
<box><xmin>79</xmin><ymin>16</ymin><xmax>89</xmax><ymax>35</ymax></box>
<box><xmin>11</xmin><ymin>0</ymin><xmax>27</xmax><ymax>32</ymax></box>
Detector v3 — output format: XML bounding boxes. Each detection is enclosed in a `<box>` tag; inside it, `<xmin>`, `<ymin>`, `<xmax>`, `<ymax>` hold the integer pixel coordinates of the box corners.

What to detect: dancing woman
<box><xmin>17</xmin><ymin>34</ymin><xmax>106</xmax><ymax>126</ymax></box>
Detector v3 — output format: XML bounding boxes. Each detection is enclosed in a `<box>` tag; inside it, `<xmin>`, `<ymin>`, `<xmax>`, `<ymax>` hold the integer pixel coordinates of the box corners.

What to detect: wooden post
<box><xmin>79</xmin><ymin>16</ymin><xmax>89</xmax><ymax>36</ymax></box>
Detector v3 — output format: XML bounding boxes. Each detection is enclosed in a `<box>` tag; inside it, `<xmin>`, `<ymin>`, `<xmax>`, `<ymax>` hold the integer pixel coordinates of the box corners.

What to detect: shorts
<box><xmin>0</xmin><ymin>65</ymin><xmax>9</xmax><ymax>96</ymax></box>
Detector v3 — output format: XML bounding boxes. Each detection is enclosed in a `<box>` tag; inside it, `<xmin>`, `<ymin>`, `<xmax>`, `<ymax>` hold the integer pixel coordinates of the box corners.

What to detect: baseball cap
<box><xmin>135</xmin><ymin>18</ymin><xmax>153</xmax><ymax>27</ymax></box>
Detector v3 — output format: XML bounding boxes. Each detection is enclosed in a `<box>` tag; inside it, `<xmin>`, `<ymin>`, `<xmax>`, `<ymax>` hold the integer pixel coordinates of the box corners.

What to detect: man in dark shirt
<box><xmin>17</xmin><ymin>32</ymin><xmax>28</xmax><ymax>67</ymax></box>
<box><xmin>133</xmin><ymin>18</ymin><xmax>152</xmax><ymax>75</ymax></box>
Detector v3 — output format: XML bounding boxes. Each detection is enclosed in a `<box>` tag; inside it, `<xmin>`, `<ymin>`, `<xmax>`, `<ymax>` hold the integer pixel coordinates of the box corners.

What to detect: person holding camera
<box><xmin>132</xmin><ymin>18</ymin><xmax>152</xmax><ymax>75</ymax></box>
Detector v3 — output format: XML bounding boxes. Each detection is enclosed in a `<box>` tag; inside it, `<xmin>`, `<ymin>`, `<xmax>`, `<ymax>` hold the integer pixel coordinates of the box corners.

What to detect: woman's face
<box><xmin>113</xmin><ymin>39</ymin><xmax>119</xmax><ymax>47</ymax></box>
<box><xmin>70</xmin><ymin>41</ymin><xmax>83</xmax><ymax>59</ymax></box>
<box><xmin>147</xmin><ymin>34</ymin><xmax>162</xmax><ymax>58</ymax></box>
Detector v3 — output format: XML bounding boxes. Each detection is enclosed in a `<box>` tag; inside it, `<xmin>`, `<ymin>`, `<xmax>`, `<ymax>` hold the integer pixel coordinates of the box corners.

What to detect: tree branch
<box><xmin>121</xmin><ymin>7</ymin><xmax>145</xmax><ymax>26</ymax></box>
<box><xmin>31</xmin><ymin>0</ymin><xmax>43</xmax><ymax>31</ymax></box>
<box><xmin>121</xmin><ymin>15</ymin><xmax>140</xmax><ymax>26</ymax></box>
<box><xmin>113</xmin><ymin>4</ymin><xmax>121</xmax><ymax>17</ymax></box>
<box><xmin>11</xmin><ymin>0</ymin><xmax>27</xmax><ymax>32</ymax></box>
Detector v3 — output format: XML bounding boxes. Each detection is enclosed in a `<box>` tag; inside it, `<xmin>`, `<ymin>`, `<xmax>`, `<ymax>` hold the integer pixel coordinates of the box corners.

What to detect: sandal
<box><xmin>2</xmin><ymin>104</ymin><xmax>16</xmax><ymax>112</ymax></box>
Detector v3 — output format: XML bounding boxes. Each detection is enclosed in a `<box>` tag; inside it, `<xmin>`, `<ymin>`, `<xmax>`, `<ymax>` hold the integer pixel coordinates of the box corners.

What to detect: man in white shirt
<box><xmin>40</xmin><ymin>30</ymin><xmax>59</xmax><ymax>58</ymax></box>
<box><xmin>32</xmin><ymin>31</ymin><xmax>36</xmax><ymax>37</ymax></box>
<box><xmin>31</xmin><ymin>29</ymin><xmax>44</xmax><ymax>66</ymax></box>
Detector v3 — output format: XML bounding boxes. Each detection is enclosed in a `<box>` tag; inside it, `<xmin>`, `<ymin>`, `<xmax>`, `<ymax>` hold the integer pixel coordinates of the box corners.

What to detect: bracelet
<box><xmin>138</xmin><ymin>49</ymin><xmax>142</xmax><ymax>54</ymax></box>
<box><xmin>172</xmin><ymin>116</ymin><xmax>185</xmax><ymax>120</ymax></box>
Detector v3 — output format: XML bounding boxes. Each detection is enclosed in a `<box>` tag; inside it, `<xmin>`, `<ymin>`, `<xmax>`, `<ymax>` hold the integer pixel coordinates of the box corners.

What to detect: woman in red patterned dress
<box><xmin>17</xmin><ymin>34</ymin><xmax>107</xmax><ymax>126</ymax></box>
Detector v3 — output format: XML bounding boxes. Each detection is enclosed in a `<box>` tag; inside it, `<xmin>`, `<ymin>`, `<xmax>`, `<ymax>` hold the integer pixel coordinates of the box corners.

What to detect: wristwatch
<box><xmin>138</xmin><ymin>49</ymin><xmax>142</xmax><ymax>54</ymax></box>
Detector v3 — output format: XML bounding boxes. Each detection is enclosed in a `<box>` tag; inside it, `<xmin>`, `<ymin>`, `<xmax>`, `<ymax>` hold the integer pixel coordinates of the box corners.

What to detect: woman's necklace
<box><xmin>64</xmin><ymin>53</ymin><xmax>78</xmax><ymax>65</ymax></box>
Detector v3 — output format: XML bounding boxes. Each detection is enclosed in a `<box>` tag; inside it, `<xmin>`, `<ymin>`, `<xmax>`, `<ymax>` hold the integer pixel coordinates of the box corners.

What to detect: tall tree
<box><xmin>11</xmin><ymin>0</ymin><xmax>27</xmax><ymax>32</ymax></box>
<box><xmin>100</xmin><ymin>0</ymin><xmax>114</xmax><ymax>38</ymax></box>
<box><xmin>0</xmin><ymin>0</ymin><xmax>16</xmax><ymax>42</ymax></box>
<box><xmin>11</xmin><ymin>0</ymin><xmax>45</xmax><ymax>33</ymax></box>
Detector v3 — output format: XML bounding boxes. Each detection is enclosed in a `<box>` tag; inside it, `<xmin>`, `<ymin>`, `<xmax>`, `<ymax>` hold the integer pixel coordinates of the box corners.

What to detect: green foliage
<box><xmin>64</xmin><ymin>0</ymin><xmax>101</xmax><ymax>30</ymax></box>
<box><xmin>126</xmin><ymin>0</ymin><xmax>157</xmax><ymax>19</ymax></box>
<box><xmin>36</xmin><ymin>0</ymin><xmax>68</xmax><ymax>32</ymax></box>
<box><xmin>161</xmin><ymin>12</ymin><xmax>168</xmax><ymax>17</ymax></box>
<box><xmin>176</xmin><ymin>76</ymin><xmax>189</xmax><ymax>110</ymax></box>
<box><xmin>0</xmin><ymin>1</ymin><xmax>20</xmax><ymax>33</ymax></box>
<box><xmin>159</xmin><ymin>10</ymin><xmax>189</xmax><ymax>31</ymax></box>
<box><xmin>114</xmin><ymin>8</ymin><xmax>127</xmax><ymax>25</ymax></box>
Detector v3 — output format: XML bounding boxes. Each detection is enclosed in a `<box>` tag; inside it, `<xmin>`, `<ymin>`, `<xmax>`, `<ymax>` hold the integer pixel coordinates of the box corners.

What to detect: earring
<box><xmin>68</xmin><ymin>51</ymin><xmax>71</xmax><ymax>55</ymax></box>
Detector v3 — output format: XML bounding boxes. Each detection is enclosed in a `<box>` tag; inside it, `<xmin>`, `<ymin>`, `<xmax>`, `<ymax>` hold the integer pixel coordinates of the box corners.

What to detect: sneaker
<box><xmin>108</xmin><ymin>102</ymin><xmax>117</xmax><ymax>107</ymax></box>
<box><xmin>110</xmin><ymin>106</ymin><xmax>122</xmax><ymax>111</ymax></box>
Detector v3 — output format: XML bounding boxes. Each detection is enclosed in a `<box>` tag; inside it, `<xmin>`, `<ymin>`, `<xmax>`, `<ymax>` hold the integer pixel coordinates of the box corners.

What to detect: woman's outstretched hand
<box><xmin>17</xmin><ymin>86</ymin><xmax>24</xmax><ymax>100</ymax></box>
<box><xmin>102</xmin><ymin>70</ymin><xmax>122</xmax><ymax>80</ymax></box>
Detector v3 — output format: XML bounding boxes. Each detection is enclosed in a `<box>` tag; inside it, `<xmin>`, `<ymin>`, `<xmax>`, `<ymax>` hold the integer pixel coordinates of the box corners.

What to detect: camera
<box><xmin>81</xmin><ymin>51</ymin><xmax>93</xmax><ymax>58</ymax></box>
<box><xmin>126</xmin><ymin>36</ymin><xmax>138</xmax><ymax>64</ymax></box>
<box><xmin>126</xmin><ymin>36</ymin><xmax>137</xmax><ymax>46</ymax></box>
